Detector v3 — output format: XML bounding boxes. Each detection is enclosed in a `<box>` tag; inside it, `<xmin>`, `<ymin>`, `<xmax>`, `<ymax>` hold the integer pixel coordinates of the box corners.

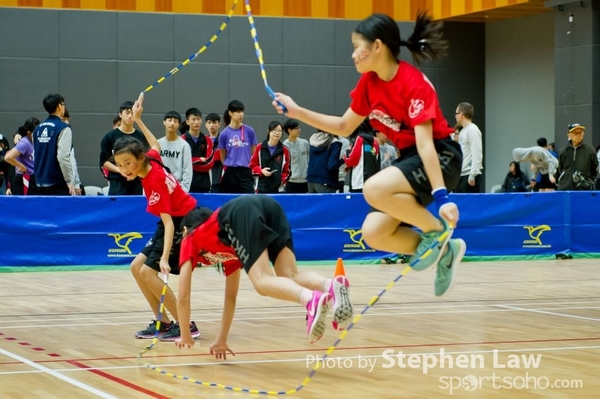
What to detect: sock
<box><xmin>299</xmin><ymin>289</ymin><xmax>314</xmax><ymax>306</ymax></box>
<box><xmin>323</xmin><ymin>279</ymin><xmax>333</xmax><ymax>294</ymax></box>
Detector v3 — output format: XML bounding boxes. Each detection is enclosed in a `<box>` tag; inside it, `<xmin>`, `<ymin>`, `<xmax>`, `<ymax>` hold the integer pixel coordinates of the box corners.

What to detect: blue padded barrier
<box><xmin>0</xmin><ymin>192</ymin><xmax>597</xmax><ymax>267</ymax></box>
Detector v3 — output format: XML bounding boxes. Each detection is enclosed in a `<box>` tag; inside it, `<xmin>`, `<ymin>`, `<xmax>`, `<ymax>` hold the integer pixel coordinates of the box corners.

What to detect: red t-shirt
<box><xmin>350</xmin><ymin>61</ymin><xmax>452</xmax><ymax>150</ymax></box>
<box><xmin>178</xmin><ymin>210</ymin><xmax>242</xmax><ymax>277</ymax></box>
<box><xmin>141</xmin><ymin>148</ymin><xmax>197</xmax><ymax>217</ymax></box>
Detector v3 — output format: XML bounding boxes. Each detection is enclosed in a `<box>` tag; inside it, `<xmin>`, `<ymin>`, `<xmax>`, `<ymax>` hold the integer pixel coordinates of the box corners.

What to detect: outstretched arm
<box><xmin>210</xmin><ymin>267</ymin><xmax>240</xmax><ymax>360</ymax></box>
<box><xmin>132</xmin><ymin>93</ymin><xmax>160</xmax><ymax>153</ymax></box>
<box><xmin>175</xmin><ymin>260</ymin><xmax>194</xmax><ymax>349</ymax></box>
<box><xmin>273</xmin><ymin>94</ymin><xmax>364</xmax><ymax>138</ymax></box>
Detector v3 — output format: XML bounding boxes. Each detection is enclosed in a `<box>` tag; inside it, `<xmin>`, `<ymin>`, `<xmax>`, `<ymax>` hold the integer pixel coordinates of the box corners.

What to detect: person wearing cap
<box><xmin>556</xmin><ymin>123</ymin><xmax>598</xmax><ymax>191</ymax></box>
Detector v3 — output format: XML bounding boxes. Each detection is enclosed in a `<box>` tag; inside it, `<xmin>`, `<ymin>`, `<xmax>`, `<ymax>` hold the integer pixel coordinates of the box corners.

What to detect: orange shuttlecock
<box><xmin>334</xmin><ymin>258</ymin><xmax>346</xmax><ymax>277</ymax></box>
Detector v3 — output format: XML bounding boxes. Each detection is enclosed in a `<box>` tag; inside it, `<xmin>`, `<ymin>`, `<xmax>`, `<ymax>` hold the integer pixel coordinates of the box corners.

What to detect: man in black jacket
<box><xmin>557</xmin><ymin>123</ymin><xmax>598</xmax><ymax>190</ymax></box>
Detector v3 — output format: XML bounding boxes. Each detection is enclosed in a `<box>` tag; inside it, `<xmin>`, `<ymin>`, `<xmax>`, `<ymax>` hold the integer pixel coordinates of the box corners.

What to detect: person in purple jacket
<box><xmin>217</xmin><ymin>100</ymin><xmax>258</xmax><ymax>194</ymax></box>
<box><xmin>5</xmin><ymin>118</ymin><xmax>40</xmax><ymax>195</ymax></box>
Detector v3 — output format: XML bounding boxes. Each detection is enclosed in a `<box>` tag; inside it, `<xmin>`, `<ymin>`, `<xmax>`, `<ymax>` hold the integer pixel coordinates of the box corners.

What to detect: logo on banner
<box><xmin>522</xmin><ymin>225</ymin><xmax>551</xmax><ymax>248</ymax></box>
<box><xmin>108</xmin><ymin>232</ymin><xmax>143</xmax><ymax>257</ymax></box>
<box><xmin>343</xmin><ymin>229</ymin><xmax>376</xmax><ymax>253</ymax></box>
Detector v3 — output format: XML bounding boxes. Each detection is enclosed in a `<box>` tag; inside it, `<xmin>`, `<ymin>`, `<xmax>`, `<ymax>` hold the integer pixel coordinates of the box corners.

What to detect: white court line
<box><xmin>497</xmin><ymin>305</ymin><xmax>600</xmax><ymax>322</ymax></box>
<box><xmin>2</xmin><ymin>305</ymin><xmax>600</xmax><ymax>330</ymax></box>
<box><xmin>1</xmin><ymin>344</ymin><xmax>599</xmax><ymax>375</ymax></box>
<box><xmin>2</xmin><ymin>300</ymin><xmax>600</xmax><ymax>325</ymax></box>
<box><xmin>0</xmin><ymin>347</ymin><xmax>117</xmax><ymax>398</ymax></box>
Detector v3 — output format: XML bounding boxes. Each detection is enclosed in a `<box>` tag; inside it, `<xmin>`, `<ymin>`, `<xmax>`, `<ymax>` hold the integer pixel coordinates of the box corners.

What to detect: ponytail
<box><xmin>223</xmin><ymin>109</ymin><xmax>231</xmax><ymax>126</ymax></box>
<box><xmin>401</xmin><ymin>11</ymin><xmax>447</xmax><ymax>66</ymax></box>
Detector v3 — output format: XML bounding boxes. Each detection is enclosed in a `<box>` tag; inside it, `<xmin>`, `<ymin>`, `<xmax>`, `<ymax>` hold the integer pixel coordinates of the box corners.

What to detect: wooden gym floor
<box><xmin>1</xmin><ymin>259</ymin><xmax>599</xmax><ymax>398</ymax></box>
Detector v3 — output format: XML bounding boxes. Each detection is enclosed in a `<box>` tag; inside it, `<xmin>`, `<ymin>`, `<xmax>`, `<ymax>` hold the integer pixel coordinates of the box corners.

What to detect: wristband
<box><xmin>432</xmin><ymin>187</ymin><xmax>450</xmax><ymax>209</ymax></box>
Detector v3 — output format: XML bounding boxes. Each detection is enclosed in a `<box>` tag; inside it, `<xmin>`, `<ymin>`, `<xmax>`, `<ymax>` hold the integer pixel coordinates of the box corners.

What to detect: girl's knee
<box><xmin>363</xmin><ymin>177</ymin><xmax>388</xmax><ymax>207</ymax></box>
<box><xmin>252</xmin><ymin>280</ymin><xmax>269</xmax><ymax>297</ymax></box>
<box><xmin>361</xmin><ymin>220</ymin><xmax>380</xmax><ymax>248</ymax></box>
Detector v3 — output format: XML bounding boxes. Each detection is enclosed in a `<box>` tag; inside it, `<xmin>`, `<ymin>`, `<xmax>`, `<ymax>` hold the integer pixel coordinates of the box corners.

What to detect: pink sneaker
<box><xmin>330</xmin><ymin>275</ymin><xmax>353</xmax><ymax>331</ymax></box>
<box><xmin>306</xmin><ymin>291</ymin><xmax>331</xmax><ymax>344</ymax></box>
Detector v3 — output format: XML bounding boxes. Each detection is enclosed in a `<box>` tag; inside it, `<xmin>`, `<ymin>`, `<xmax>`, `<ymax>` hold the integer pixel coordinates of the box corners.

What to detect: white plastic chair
<box><xmin>491</xmin><ymin>184</ymin><xmax>502</xmax><ymax>193</ymax></box>
<box><xmin>84</xmin><ymin>185</ymin><xmax>103</xmax><ymax>196</ymax></box>
<box><xmin>102</xmin><ymin>185</ymin><xmax>109</xmax><ymax>196</ymax></box>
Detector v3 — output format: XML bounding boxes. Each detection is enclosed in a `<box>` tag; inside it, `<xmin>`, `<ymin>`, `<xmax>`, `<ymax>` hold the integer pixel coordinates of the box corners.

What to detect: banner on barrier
<box><xmin>0</xmin><ymin>192</ymin><xmax>598</xmax><ymax>267</ymax></box>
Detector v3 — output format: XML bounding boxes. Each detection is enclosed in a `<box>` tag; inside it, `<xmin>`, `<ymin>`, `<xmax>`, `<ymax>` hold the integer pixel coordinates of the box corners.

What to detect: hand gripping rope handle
<box><xmin>243</xmin><ymin>0</ymin><xmax>288</xmax><ymax>113</ymax></box>
<box><xmin>137</xmin><ymin>227</ymin><xmax>454</xmax><ymax>395</ymax></box>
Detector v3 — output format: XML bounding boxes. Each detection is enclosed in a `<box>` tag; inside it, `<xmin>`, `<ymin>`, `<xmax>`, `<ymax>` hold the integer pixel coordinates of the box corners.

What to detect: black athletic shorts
<box><xmin>538</xmin><ymin>173</ymin><xmax>557</xmax><ymax>189</ymax></box>
<box><xmin>393</xmin><ymin>138</ymin><xmax>463</xmax><ymax>207</ymax></box>
<box><xmin>217</xmin><ymin>195</ymin><xmax>293</xmax><ymax>273</ymax></box>
<box><xmin>141</xmin><ymin>217</ymin><xmax>184</xmax><ymax>275</ymax></box>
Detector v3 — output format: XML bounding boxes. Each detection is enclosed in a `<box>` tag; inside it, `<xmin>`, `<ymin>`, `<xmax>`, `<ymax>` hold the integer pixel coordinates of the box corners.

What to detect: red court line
<box><xmin>0</xmin><ymin>330</ymin><xmax>169</xmax><ymax>399</ymax></box>
<box><xmin>66</xmin><ymin>360</ymin><xmax>170</xmax><ymax>399</ymax></box>
<box><xmin>1</xmin><ymin>336</ymin><xmax>599</xmax><ymax>366</ymax></box>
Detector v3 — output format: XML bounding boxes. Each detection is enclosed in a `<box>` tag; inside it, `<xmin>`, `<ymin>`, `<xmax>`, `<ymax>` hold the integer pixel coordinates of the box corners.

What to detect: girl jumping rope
<box><xmin>273</xmin><ymin>13</ymin><xmax>466</xmax><ymax>297</ymax></box>
<box><xmin>113</xmin><ymin>93</ymin><xmax>200</xmax><ymax>341</ymax></box>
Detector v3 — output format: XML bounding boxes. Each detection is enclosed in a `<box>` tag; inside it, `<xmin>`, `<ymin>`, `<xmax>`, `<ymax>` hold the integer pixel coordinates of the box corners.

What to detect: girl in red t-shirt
<box><xmin>171</xmin><ymin>195</ymin><xmax>354</xmax><ymax>357</ymax></box>
<box><xmin>113</xmin><ymin>94</ymin><xmax>199</xmax><ymax>342</ymax></box>
<box><xmin>273</xmin><ymin>13</ymin><xmax>466</xmax><ymax>298</ymax></box>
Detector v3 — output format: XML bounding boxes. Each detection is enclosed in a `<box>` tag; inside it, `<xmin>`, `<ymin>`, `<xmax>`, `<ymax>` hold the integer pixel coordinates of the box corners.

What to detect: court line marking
<box><xmin>1</xmin><ymin>304</ymin><xmax>599</xmax><ymax>329</ymax></box>
<box><xmin>1</xmin><ymin>300</ymin><xmax>600</xmax><ymax>323</ymax></box>
<box><xmin>0</xmin><ymin>347</ymin><xmax>117</xmax><ymax>398</ymax></box>
<box><xmin>2</xmin><ymin>344</ymin><xmax>599</xmax><ymax>375</ymax></box>
<box><xmin>1</xmin><ymin>297</ymin><xmax>599</xmax><ymax>320</ymax></box>
<box><xmin>66</xmin><ymin>360</ymin><xmax>169</xmax><ymax>399</ymax></box>
<box><xmin>497</xmin><ymin>305</ymin><xmax>600</xmax><ymax>322</ymax></box>
<box><xmin>2</xmin><ymin>336</ymin><xmax>600</xmax><ymax>369</ymax></box>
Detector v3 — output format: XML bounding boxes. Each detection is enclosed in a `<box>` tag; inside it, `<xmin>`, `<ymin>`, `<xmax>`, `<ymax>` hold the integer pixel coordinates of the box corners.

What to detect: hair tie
<box><xmin>400</xmin><ymin>39</ymin><xmax>410</xmax><ymax>47</ymax></box>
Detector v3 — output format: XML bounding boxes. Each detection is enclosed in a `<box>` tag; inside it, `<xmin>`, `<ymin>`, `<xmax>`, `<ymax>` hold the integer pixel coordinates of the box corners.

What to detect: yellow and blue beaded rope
<box><xmin>141</xmin><ymin>0</ymin><xmax>238</xmax><ymax>93</ymax></box>
<box><xmin>138</xmin><ymin>228</ymin><xmax>454</xmax><ymax>395</ymax></box>
<box><xmin>243</xmin><ymin>0</ymin><xmax>287</xmax><ymax>113</ymax></box>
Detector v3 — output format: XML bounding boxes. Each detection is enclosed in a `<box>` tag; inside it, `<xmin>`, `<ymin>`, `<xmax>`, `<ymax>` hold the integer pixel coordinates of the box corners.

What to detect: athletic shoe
<box><xmin>329</xmin><ymin>276</ymin><xmax>353</xmax><ymax>331</ymax></box>
<box><xmin>158</xmin><ymin>321</ymin><xmax>201</xmax><ymax>342</ymax></box>
<box><xmin>410</xmin><ymin>218</ymin><xmax>453</xmax><ymax>272</ymax></box>
<box><xmin>306</xmin><ymin>291</ymin><xmax>331</xmax><ymax>344</ymax></box>
<box><xmin>134</xmin><ymin>320</ymin><xmax>172</xmax><ymax>339</ymax></box>
<box><xmin>434</xmin><ymin>239</ymin><xmax>466</xmax><ymax>297</ymax></box>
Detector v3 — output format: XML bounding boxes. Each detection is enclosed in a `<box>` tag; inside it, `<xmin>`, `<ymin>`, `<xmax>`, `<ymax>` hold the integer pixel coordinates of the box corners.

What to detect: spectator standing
<box><xmin>204</xmin><ymin>113</ymin><xmax>222</xmax><ymax>193</ymax></box>
<box><xmin>249</xmin><ymin>121</ymin><xmax>291</xmax><ymax>193</ymax></box>
<box><xmin>4</xmin><ymin>118</ymin><xmax>39</xmax><ymax>195</ymax></box>
<box><xmin>158</xmin><ymin>111</ymin><xmax>193</xmax><ymax>192</ymax></box>
<box><xmin>33</xmin><ymin>93</ymin><xmax>75</xmax><ymax>195</ymax></box>
<box><xmin>217</xmin><ymin>100</ymin><xmax>257</xmax><ymax>194</ymax></box>
<box><xmin>556</xmin><ymin>123</ymin><xmax>598</xmax><ymax>191</ymax></box>
<box><xmin>454</xmin><ymin>102</ymin><xmax>483</xmax><ymax>193</ymax></box>
<box><xmin>282</xmin><ymin>119</ymin><xmax>310</xmax><ymax>193</ymax></box>
<box><xmin>100</xmin><ymin>101</ymin><xmax>148</xmax><ymax>195</ymax></box>
<box><xmin>307</xmin><ymin>131</ymin><xmax>344</xmax><ymax>193</ymax></box>
<box><xmin>181</xmin><ymin>108</ymin><xmax>215</xmax><ymax>193</ymax></box>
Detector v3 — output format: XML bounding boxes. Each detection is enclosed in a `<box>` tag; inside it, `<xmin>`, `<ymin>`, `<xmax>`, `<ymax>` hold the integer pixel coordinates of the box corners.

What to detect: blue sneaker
<box><xmin>410</xmin><ymin>219</ymin><xmax>453</xmax><ymax>272</ymax></box>
<box><xmin>434</xmin><ymin>239</ymin><xmax>466</xmax><ymax>297</ymax></box>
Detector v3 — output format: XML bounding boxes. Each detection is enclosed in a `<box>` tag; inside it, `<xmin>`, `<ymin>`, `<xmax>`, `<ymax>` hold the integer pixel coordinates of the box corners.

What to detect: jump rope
<box><xmin>136</xmin><ymin>0</ymin><xmax>449</xmax><ymax>393</ymax></box>
<box><xmin>141</xmin><ymin>0</ymin><xmax>286</xmax><ymax>112</ymax></box>
<box><xmin>137</xmin><ymin>228</ymin><xmax>453</xmax><ymax>395</ymax></box>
